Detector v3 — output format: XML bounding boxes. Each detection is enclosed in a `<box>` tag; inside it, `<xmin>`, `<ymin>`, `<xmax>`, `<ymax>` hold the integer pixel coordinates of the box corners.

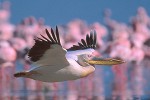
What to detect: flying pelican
<box><xmin>14</xmin><ymin>26</ymin><xmax>125</xmax><ymax>82</ymax></box>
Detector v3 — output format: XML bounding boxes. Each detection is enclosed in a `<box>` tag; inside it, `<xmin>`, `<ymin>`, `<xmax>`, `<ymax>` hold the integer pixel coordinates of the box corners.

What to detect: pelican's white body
<box><xmin>27</xmin><ymin>45</ymin><xmax>95</xmax><ymax>82</ymax></box>
<box><xmin>14</xmin><ymin>29</ymin><xmax>97</xmax><ymax>82</ymax></box>
<box><xmin>29</xmin><ymin>59</ymin><xmax>82</xmax><ymax>82</ymax></box>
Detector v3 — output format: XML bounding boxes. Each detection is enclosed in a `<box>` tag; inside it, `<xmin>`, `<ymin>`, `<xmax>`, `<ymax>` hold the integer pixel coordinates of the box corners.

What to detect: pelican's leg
<box><xmin>14</xmin><ymin>71</ymin><xmax>40</xmax><ymax>78</ymax></box>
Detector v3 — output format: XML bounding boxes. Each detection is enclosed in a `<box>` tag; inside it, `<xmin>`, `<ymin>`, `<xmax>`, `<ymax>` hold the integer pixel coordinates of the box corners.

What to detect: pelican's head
<box><xmin>78</xmin><ymin>53</ymin><xmax>125</xmax><ymax>66</ymax></box>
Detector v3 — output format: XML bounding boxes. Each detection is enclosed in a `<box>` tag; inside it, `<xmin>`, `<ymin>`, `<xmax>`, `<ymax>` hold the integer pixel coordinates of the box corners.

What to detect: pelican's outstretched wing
<box><xmin>28</xmin><ymin>26</ymin><xmax>69</xmax><ymax>67</ymax></box>
<box><xmin>67</xmin><ymin>30</ymin><xmax>97</xmax><ymax>51</ymax></box>
<box><xmin>66</xmin><ymin>31</ymin><xmax>97</xmax><ymax>60</ymax></box>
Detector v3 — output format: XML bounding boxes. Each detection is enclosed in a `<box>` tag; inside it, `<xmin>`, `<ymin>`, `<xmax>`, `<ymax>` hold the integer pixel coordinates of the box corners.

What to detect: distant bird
<box><xmin>14</xmin><ymin>26</ymin><xmax>125</xmax><ymax>82</ymax></box>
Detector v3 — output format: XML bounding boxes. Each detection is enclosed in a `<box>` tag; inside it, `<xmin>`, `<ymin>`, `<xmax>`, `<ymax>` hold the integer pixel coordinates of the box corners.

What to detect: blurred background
<box><xmin>0</xmin><ymin>0</ymin><xmax>150</xmax><ymax>100</ymax></box>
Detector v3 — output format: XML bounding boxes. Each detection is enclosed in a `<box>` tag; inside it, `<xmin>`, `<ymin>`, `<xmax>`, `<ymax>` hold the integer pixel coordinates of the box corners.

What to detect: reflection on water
<box><xmin>0</xmin><ymin>91</ymin><xmax>150</xmax><ymax>100</ymax></box>
<box><xmin>0</xmin><ymin>61</ymin><xmax>150</xmax><ymax>100</ymax></box>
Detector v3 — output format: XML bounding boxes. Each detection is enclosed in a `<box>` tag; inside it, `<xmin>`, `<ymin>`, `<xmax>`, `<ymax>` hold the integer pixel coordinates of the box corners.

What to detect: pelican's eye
<box><xmin>88</xmin><ymin>55</ymin><xmax>92</xmax><ymax>58</ymax></box>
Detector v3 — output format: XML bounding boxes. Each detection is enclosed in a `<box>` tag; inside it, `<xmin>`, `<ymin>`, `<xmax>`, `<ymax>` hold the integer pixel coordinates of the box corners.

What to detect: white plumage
<box><xmin>14</xmin><ymin>26</ymin><xmax>124</xmax><ymax>82</ymax></box>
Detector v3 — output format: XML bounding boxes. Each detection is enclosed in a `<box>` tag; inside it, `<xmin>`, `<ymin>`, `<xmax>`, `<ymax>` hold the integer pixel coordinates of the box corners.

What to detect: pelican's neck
<box><xmin>80</xmin><ymin>66</ymin><xmax>95</xmax><ymax>77</ymax></box>
<box><xmin>67</xmin><ymin>57</ymin><xmax>95</xmax><ymax>78</ymax></box>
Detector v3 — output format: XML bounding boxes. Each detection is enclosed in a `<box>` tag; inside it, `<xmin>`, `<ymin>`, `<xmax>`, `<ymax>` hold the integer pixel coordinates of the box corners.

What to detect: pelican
<box><xmin>14</xmin><ymin>26</ymin><xmax>125</xmax><ymax>82</ymax></box>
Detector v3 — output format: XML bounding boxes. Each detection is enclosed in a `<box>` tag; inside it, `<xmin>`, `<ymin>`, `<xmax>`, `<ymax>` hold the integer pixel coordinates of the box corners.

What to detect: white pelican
<box><xmin>14</xmin><ymin>26</ymin><xmax>125</xmax><ymax>82</ymax></box>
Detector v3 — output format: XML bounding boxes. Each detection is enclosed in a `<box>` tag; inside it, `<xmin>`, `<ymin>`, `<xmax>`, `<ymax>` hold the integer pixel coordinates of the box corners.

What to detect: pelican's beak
<box><xmin>86</xmin><ymin>57</ymin><xmax>125</xmax><ymax>65</ymax></box>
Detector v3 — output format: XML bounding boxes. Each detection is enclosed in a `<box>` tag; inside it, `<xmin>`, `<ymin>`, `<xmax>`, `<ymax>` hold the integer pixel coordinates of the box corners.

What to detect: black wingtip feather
<box><xmin>78</xmin><ymin>42</ymin><xmax>84</xmax><ymax>48</ymax></box>
<box><xmin>90</xmin><ymin>31</ymin><xmax>94</xmax><ymax>48</ymax></box>
<box><xmin>28</xmin><ymin>27</ymin><xmax>61</xmax><ymax>62</ymax></box>
<box><xmin>45</xmin><ymin>29</ymin><xmax>55</xmax><ymax>43</ymax></box>
<box><xmin>67</xmin><ymin>30</ymin><xmax>97</xmax><ymax>51</ymax></box>
<box><xmin>81</xmin><ymin>39</ymin><xmax>87</xmax><ymax>47</ymax></box>
<box><xmin>93</xmin><ymin>30</ymin><xmax>97</xmax><ymax>49</ymax></box>
<box><xmin>51</xmin><ymin>28</ymin><xmax>57</xmax><ymax>43</ymax></box>
<box><xmin>56</xmin><ymin>26</ymin><xmax>61</xmax><ymax>45</ymax></box>
<box><xmin>86</xmin><ymin>34</ymin><xmax>90</xmax><ymax>48</ymax></box>
<box><xmin>40</xmin><ymin>34</ymin><xmax>50</xmax><ymax>42</ymax></box>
